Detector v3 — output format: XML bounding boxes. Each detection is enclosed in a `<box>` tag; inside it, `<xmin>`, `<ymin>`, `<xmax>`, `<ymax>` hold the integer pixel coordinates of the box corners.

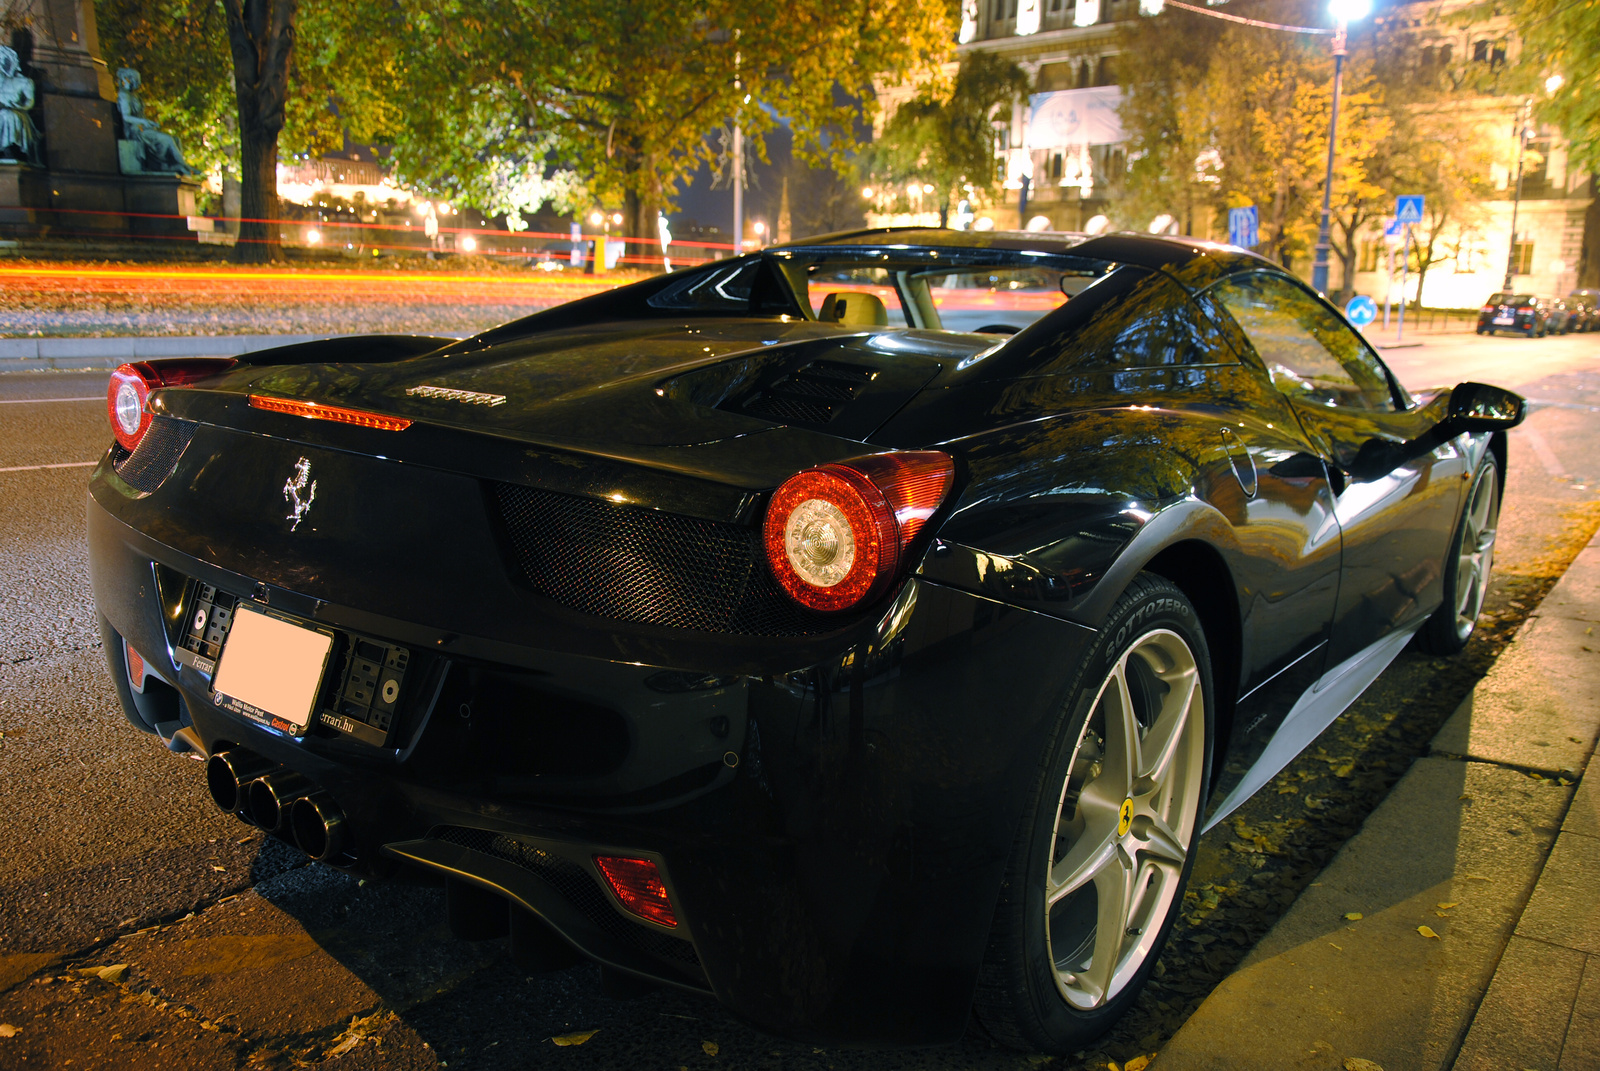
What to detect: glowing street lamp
<box><xmin>1310</xmin><ymin>0</ymin><xmax>1372</xmax><ymax>296</ymax></box>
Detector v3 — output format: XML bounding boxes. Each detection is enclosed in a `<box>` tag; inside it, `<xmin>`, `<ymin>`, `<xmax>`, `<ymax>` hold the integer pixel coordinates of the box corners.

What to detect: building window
<box><xmin>1077</xmin><ymin>61</ymin><xmax>1091</xmax><ymax>88</ymax></box>
<box><xmin>1095</xmin><ymin>56</ymin><xmax>1115</xmax><ymax>85</ymax></box>
<box><xmin>1037</xmin><ymin>61</ymin><xmax>1075</xmax><ymax>91</ymax></box>
<box><xmin>1049</xmin><ymin>0</ymin><xmax>1064</xmax><ymax>11</ymax></box>
<box><xmin>1512</xmin><ymin>239</ymin><xmax>1534</xmax><ymax>275</ymax></box>
<box><xmin>1050</xmin><ymin>153</ymin><xmax>1065</xmax><ymax>180</ymax></box>
<box><xmin>994</xmin><ymin>0</ymin><xmax>1006</xmax><ymax>19</ymax></box>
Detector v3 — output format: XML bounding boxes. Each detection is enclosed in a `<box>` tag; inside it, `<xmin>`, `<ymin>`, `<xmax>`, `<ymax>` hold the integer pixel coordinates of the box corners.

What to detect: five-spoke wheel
<box><xmin>1420</xmin><ymin>455</ymin><xmax>1501</xmax><ymax>654</ymax></box>
<box><xmin>975</xmin><ymin>574</ymin><xmax>1212</xmax><ymax>1053</ymax></box>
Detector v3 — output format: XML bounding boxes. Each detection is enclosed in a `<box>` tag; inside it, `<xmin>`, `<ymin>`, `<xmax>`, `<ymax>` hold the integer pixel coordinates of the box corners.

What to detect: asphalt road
<box><xmin>0</xmin><ymin>330</ymin><xmax>1597</xmax><ymax>1070</ymax></box>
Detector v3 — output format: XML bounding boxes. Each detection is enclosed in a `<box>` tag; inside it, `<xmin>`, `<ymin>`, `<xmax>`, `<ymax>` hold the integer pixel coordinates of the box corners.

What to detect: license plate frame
<box><xmin>211</xmin><ymin>603</ymin><xmax>335</xmax><ymax>736</ymax></box>
<box><xmin>1493</xmin><ymin>316</ymin><xmax>1514</xmax><ymax>325</ymax></box>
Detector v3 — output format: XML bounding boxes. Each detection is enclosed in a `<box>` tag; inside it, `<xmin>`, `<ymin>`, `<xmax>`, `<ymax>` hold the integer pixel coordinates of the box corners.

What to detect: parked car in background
<box><xmin>1547</xmin><ymin>299</ymin><xmax>1576</xmax><ymax>335</ymax></box>
<box><xmin>1566</xmin><ymin>289</ymin><xmax>1600</xmax><ymax>332</ymax></box>
<box><xmin>1477</xmin><ymin>293</ymin><xmax>1552</xmax><ymax>336</ymax></box>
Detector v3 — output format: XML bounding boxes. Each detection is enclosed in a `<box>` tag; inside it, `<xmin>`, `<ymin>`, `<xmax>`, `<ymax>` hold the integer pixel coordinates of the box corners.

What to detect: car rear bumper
<box><xmin>88</xmin><ymin>476</ymin><xmax>1096</xmax><ymax>1044</ymax></box>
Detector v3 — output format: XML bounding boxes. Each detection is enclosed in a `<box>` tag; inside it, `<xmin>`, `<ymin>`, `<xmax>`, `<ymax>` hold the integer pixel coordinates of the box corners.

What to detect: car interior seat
<box><xmin>818</xmin><ymin>292</ymin><xmax>890</xmax><ymax>326</ymax></box>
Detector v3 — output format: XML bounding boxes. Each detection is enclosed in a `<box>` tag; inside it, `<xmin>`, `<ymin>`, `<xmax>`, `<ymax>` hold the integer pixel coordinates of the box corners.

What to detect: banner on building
<box><xmin>1026</xmin><ymin>87</ymin><xmax>1125</xmax><ymax>150</ymax></box>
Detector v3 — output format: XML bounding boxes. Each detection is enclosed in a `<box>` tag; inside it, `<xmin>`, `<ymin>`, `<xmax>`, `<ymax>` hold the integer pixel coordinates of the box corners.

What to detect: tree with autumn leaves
<box><xmin>1115</xmin><ymin>0</ymin><xmax>1493</xmax><ymax>302</ymax></box>
<box><xmin>99</xmin><ymin>0</ymin><xmax>958</xmax><ymax>261</ymax></box>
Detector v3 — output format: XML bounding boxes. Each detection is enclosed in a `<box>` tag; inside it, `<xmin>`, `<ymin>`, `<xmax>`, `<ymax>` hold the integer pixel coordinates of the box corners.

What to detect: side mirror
<box><xmin>1347</xmin><ymin>382</ymin><xmax>1526</xmax><ymax>483</ymax></box>
<box><xmin>1441</xmin><ymin>382</ymin><xmax>1526</xmax><ymax>435</ymax></box>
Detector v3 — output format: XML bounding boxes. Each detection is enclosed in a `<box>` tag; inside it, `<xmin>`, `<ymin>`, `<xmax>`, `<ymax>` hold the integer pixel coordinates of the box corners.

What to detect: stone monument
<box><xmin>0</xmin><ymin>0</ymin><xmax>202</xmax><ymax>241</ymax></box>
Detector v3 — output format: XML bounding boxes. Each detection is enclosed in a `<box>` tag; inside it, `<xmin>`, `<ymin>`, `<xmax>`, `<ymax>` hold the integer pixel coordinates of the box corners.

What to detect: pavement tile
<box><xmin>1537</xmin><ymin>546</ymin><xmax>1600</xmax><ymax>622</ymax></box>
<box><xmin>1567</xmin><ymin>772</ymin><xmax>1600</xmax><ymax>837</ymax></box>
<box><xmin>1517</xmin><ymin>830</ymin><xmax>1600</xmax><ymax>955</ymax></box>
<box><xmin>1431</xmin><ymin>616</ymin><xmax>1600</xmax><ymax>774</ymax></box>
<box><xmin>1149</xmin><ymin>758</ymin><xmax>1570</xmax><ymax>1071</ymax></box>
<box><xmin>1453</xmin><ymin>935</ymin><xmax>1583</xmax><ymax>1071</ymax></box>
<box><xmin>1562</xmin><ymin>955</ymin><xmax>1600</xmax><ymax>1071</ymax></box>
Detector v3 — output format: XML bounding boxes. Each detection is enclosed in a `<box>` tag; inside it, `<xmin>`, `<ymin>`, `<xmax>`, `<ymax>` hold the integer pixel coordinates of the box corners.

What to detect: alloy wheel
<box><xmin>1454</xmin><ymin>464</ymin><xmax>1500</xmax><ymax>640</ymax></box>
<box><xmin>1043</xmin><ymin>628</ymin><xmax>1206</xmax><ymax>1010</ymax></box>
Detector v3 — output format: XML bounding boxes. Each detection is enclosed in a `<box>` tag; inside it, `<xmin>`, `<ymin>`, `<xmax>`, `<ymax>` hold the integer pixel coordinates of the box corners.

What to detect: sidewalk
<box><xmin>1156</xmin><ymin>527</ymin><xmax>1600</xmax><ymax>1071</ymax></box>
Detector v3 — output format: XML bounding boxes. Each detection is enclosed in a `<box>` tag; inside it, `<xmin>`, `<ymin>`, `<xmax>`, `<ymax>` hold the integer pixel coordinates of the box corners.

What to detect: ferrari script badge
<box><xmin>1117</xmin><ymin>798</ymin><xmax>1134</xmax><ymax>838</ymax></box>
<box><xmin>283</xmin><ymin>456</ymin><xmax>317</xmax><ymax>532</ymax></box>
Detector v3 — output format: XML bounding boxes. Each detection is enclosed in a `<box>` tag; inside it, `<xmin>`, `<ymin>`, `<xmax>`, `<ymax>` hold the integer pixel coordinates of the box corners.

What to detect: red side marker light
<box><xmin>248</xmin><ymin>395</ymin><xmax>413</xmax><ymax>431</ymax></box>
<box><xmin>593</xmin><ymin>855</ymin><xmax>678</xmax><ymax>927</ymax></box>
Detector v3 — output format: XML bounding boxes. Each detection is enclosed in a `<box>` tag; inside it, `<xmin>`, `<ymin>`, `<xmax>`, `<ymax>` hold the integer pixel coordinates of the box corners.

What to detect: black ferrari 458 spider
<box><xmin>89</xmin><ymin>228</ymin><xmax>1524</xmax><ymax>1052</ymax></box>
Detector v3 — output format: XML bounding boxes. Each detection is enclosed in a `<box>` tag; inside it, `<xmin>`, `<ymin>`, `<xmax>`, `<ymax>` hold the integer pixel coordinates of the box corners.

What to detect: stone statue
<box><xmin>0</xmin><ymin>46</ymin><xmax>41</xmax><ymax>165</ymax></box>
<box><xmin>115</xmin><ymin>67</ymin><xmax>195</xmax><ymax>175</ymax></box>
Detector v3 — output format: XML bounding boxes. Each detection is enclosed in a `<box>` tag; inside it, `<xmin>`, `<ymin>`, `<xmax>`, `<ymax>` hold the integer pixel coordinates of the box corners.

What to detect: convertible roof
<box><xmin>774</xmin><ymin>227</ymin><xmax>1276</xmax><ymax>290</ymax></box>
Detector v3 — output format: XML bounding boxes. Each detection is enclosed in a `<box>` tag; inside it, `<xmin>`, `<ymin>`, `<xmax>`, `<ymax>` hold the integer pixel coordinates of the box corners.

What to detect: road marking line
<box><xmin>0</xmin><ymin>397</ymin><xmax>102</xmax><ymax>404</ymax></box>
<box><xmin>0</xmin><ymin>461</ymin><xmax>96</xmax><ymax>473</ymax></box>
<box><xmin>1518</xmin><ymin>425</ymin><xmax>1566</xmax><ymax>478</ymax></box>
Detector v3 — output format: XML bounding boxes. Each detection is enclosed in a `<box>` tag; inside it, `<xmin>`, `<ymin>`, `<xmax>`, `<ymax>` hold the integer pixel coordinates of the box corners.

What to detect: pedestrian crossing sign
<box><xmin>1395</xmin><ymin>195</ymin><xmax>1425</xmax><ymax>224</ymax></box>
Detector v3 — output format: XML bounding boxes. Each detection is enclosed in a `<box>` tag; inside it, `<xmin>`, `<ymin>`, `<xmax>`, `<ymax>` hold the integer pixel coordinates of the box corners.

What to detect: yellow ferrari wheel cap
<box><xmin>1118</xmin><ymin>798</ymin><xmax>1134</xmax><ymax>837</ymax></box>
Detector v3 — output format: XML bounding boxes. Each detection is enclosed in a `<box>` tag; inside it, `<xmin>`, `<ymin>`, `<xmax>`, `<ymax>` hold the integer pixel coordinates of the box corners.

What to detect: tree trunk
<box><xmin>1333</xmin><ymin>218</ymin><xmax>1359</xmax><ymax>304</ymax></box>
<box><xmin>223</xmin><ymin>0</ymin><xmax>299</xmax><ymax>264</ymax></box>
<box><xmin>238</xmin><ymin>124</ymin><xmax>278</xmax><ymax>260</ymax></box>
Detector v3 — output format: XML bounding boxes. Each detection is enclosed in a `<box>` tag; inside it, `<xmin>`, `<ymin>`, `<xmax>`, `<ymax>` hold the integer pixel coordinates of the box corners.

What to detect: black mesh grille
<box><xmin>433</xmin><ymin>826</ymin><xmax>701</xmax><ymax>968</ymax></box>
<box><xmin>743</xmin><ymin>394</ymin><xmax>835</xmax><ymax>424</ymax></box>
<box><xmin>113</xmin><ymin>417</ymin><xmax>196</xmax><ymax>494</ymax></box>
<box><xmin>493</xmin><ymin>483</ymin><xmax>836</xmax><ymax>636</ymax></box>
<box><xmin>732</xmin><ymin>359</ymin><xmax>878</xmax><ymax>428</ymax></box>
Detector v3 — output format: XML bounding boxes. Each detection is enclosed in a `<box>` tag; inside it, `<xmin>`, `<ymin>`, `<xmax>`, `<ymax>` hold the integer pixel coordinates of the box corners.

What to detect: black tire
<box><xmin>974</xmin><ymin>573</ymin><xmax>1214</xmax><ymax>1053</ymax></box>
<box><xmin>1416</xmin><ymin>454</ymin><xmax>1502</xmax><ymax>655</ymax></box>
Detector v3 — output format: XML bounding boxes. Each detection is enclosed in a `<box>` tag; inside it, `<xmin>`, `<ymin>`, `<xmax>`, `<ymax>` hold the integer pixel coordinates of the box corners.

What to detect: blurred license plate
<box><xmin>1493</xmin><ymin>316</ymin><xmax>1514</xmax><ymax>325</ymax></box>
<box><xmin>212</xmin><ymin>605</ymin><xmax>333</xmax><ymax>732</ymax></box>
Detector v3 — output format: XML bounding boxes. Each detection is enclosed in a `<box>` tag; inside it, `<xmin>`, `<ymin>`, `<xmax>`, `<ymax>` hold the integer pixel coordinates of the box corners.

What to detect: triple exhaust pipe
<box><xmin>205</xmin><ymin>750</ymin><xmax>349</xmax><ymax>862</ymax></box>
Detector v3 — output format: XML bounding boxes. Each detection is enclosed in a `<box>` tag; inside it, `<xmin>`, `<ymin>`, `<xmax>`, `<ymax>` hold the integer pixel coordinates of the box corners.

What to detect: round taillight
<box><xmin>764</xmin><ymin>452</ymin><xmax>955</xmax><ymax>613</ymax></box>
<box><xmin>107</xmin><ymin>363</ymin><xmax>155</xmax><ymax>451</ymax></box>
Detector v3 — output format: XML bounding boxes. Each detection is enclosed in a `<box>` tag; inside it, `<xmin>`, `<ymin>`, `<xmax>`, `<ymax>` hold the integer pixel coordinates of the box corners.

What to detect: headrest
<box><xmin>818</xmin><ymin>291</ymin><xmax>889</xmax><ymax>326</ymax></box>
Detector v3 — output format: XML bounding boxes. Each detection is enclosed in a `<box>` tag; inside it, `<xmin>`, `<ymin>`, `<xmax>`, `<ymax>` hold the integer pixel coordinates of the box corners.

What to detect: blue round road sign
<box><xmin>1345</xmin><ymin>294</ymin><xmax>1377</xmax><ymax>326</ymax></box>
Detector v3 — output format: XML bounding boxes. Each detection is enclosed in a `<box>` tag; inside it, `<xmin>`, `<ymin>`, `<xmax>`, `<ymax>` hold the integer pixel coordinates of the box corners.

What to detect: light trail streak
<box><xmin>0</xmin><ymin>461</ymin><xmax>97</xmax><ymax>473</ymax></box>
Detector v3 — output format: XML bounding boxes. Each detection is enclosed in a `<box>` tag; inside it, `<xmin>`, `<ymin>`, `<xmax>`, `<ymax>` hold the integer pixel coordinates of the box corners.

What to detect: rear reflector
<box><xmin>593</xmin><ymin>855</ymin><xmax>678</xmax><ymax>927</ymax></box>
<box><xmin>124</xmin><ymin>640</ymin><xmax>146</xmax><ymax>694</ymax></box>
<box><xmin>248</xmin><ymin>395</ymin><xmax>412</xmax><ymax>431</ymax></box>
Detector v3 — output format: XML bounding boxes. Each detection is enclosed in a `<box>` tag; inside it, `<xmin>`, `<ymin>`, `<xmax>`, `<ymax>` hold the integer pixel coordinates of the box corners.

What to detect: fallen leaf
<box><xmin>551</xmin><ymin>1030</ymin><xmax>598</xmax><ymax>1047</ymax></box>
<box><xmin>1329</xmin><ymin>942</ymin><xmax>1343</xmax><ymax>950</ymax></box>
<box><xmin>0</xmin><ymin>1024</ymin><xmax>17</xmax><ymax>1038</ymax></box>
<box><xmin>1126</xmin><ymin>1056</ymin><xmax>1153</xmax><ymax>1071</ymax></box>
<box><xmin>1343</xmin><ymin>1059</ymin><xmax>1385</xmax><ymax>1071</ymax></box>
<box><xmin>1418</xmin><ymin>925</ymin><xmax>1440</xmax><ymax>939</ymax></box>
<box><xmin>1344</xmin><ymin>912</ymin><xmax>1363</xmax><ymax>921</ymax></box>
<box><xmin>210</xmin><ymin>865</ymin><xmax>226</xmax><ymax>872</ymax></box>
<box><xmin>325</xmin><ymin>1011</ymin><xmax>391</xmax><ymax>1057</ymax></box>
<box><xmin>702</xmin><ymin>1040</ymin><xmax>720</xmax><ymax>1056</ymax></box>
<box><xmin>1436</xmin><ymin>902</ymin><xmax>1459</xmax><ymax>911</ymax></box>
<box><xmin>76</xmin><ymin>964</ymin><xmax>129</xmax><ymax>983</ymax></box>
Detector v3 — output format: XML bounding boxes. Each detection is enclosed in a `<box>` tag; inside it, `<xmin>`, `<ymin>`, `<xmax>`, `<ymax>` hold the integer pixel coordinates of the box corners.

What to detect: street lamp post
<box><xmin>1502</xmin><ymin>97</ymin><xmax>1533</xmax><ymax>292</ymax></box>
<box><xmin>1309</xmin><ymin>16</ymin><xmax>1350</xmax><ymax>296</ymax></box>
